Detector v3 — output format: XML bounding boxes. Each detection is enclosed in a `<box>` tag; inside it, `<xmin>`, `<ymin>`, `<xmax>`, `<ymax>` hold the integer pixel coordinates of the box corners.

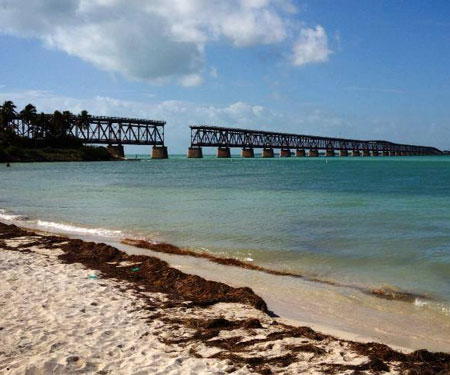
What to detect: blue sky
<box><xmin>1</xmin><ymin>0</ymin><xmax>450</xmax><ymax>153</ymax></box>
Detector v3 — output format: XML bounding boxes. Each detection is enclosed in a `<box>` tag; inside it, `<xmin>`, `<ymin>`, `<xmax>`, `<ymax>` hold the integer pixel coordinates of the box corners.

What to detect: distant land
<box><xmin>0</xmin><ymin>100</ymin><xmax>115</xmax><ymax>163</ymax></box>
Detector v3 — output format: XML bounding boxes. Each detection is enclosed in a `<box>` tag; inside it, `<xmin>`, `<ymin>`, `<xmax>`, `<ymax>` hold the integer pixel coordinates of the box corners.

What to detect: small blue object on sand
<box><xmin>88</xmin><ymin>275</ymin><xmax>98</xmax><ymax>279</ymax></box>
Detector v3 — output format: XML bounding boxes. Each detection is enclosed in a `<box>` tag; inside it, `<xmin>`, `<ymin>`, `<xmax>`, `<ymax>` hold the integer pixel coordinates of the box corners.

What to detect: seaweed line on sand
<box><xmin>1</xmin><ymin>222</ymin><xmax>450</xmax><ymax>375</ymax></box>
<box><xmin>122</xmin><ymin>238</ymin><xmax>430</xmax><ymax>303</ymax></box>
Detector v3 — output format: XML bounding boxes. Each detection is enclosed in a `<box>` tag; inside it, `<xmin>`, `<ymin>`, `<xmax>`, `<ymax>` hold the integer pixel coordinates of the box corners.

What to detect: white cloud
<box><xmin>292</xmin><ymin>25</ymin><xmax>332</xmax><ymax>66</ymax></box>
<box><xmin>0</xmin><ymin>0</ymin><xmax>333</xmax><ymax>85</ymax></box>
<box><xmin>179</xmin><ymin>74</ymin><xmax>204</xmax><ymax>87</ymax></box>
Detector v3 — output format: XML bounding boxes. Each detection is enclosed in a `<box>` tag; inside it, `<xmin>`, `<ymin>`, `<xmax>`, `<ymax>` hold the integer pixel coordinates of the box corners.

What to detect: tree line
<box><xmin>0</xmin><ymin>100</ymin><xmax>90</xmax><ymax>142</ymax></box>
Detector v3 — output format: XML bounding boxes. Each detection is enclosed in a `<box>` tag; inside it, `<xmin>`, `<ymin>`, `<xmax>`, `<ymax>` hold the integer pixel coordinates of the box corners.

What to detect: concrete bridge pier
<box><xmin>383</xmin><ymin>151</ymin><xmax>390</xmax><ymax>156</ymax></box>
<box><xmin>295</xmin><ymin>149</ymin><xmax>306</xmax><ymax>157</ymax></box>
<box><xmin>340</xmin><ymin>150</ymin><xmax>349</xmax><ymax>157</ymax></box>
<box><xmin>363</xmin><ymin>150</ymin><xmax>370</xmax><ymax>157</ymax></box>
<box><xmin>262</xmin><ymin>148</ymin><xmax>274</xmax><ymax>158</ymax></box>
<box><xmin>325</xmin><ymin>149</ymin><xmax>335</xmax><ymax>157</ymax></box>
<box><xmin>152</xmin><ymin>146</ymin><xmax>168</xmax><ymax>159</ymax></box>
<box><xmin>241</xmin><ymin>148</ymin><xmax>254</xmax><ymax>158</ymax></box>
<box><xmin>187</xmin><ymin>147</ymin><xmax>203</xmax><ymax>158</ymax></box>
<box><xmin>217</xmin><ymin>147</ymin><xmax>231</xmax><ymax>158</ymax></box>
<box><xmin>372</xmin><ymin>150</ymin><xmax>379</xmax><ymax>157</ymax></box>
<box><xmin>280</xmin><ymin>149</ymin><xmax>291</xmax><ymax>157</ymax></box>
<box><xmin>309</xmin><ymin>149</ymin><xmax>319</xmax><ymax>157</ymax></box>
<box><xmin>107</xmin><ymin>144</ymin><xmax>125</xmax><ymax>158</ymax></box>
<box><xmin>389</xmin><ymin>151</ymin><xmax>396</xmax><ymax>156</ymax></box>
<box><xmin>352</xmin><ymin>150</ymin><xmax>361</xmax><ymax>156</ymax></box>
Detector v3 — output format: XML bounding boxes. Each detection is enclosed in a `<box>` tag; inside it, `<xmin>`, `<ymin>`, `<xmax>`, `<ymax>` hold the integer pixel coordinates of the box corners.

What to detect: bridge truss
<box><xmin>190</xmin><ymin>126</ymin><xmax>441</xmax><ymax>155</ymax></box>
<box><xmin>11</xmin><ymin>114</ymin><xmax>166</xmax><ymax>146</ymax></box>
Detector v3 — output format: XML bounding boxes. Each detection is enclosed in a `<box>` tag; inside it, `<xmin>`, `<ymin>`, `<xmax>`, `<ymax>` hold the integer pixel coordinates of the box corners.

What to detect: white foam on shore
<box><xmin>36</xmin><ymin>220</ymin><xmax>122</xmax><ymax>238</ymax></box>
<box><xmin>0</xmin><ymin>209</ymin><xmax>26</xmax><ymax>221</ymax></box>
<box><xmin>1</xmin><ymin>208</ymin><xmax>123</xmax><ymax>240</ymax></box>
<box><xmin>415</xmin><ymin>298</ymin><xmax>450</xmax><ymax>316</ymax></box>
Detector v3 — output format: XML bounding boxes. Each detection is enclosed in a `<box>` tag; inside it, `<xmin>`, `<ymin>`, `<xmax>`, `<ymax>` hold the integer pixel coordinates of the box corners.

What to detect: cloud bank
<box><xmin>0</xmin><ymin>0</ymin><xmax>333</xmax><ymax>85</ymax></box>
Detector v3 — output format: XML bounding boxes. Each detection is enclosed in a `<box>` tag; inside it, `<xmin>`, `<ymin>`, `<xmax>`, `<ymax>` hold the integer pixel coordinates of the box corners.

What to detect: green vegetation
<box><xmin>0</xmin><ymin>101</ymin><xmax>114</xmax><ymax>163</ymax></box>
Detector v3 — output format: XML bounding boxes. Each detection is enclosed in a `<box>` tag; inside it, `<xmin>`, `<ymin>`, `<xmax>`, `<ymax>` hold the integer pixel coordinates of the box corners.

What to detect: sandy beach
<box><xmin>1</xmin><ymin>222</ymin><xmax>449</xmax><ymax>375</ymax></box>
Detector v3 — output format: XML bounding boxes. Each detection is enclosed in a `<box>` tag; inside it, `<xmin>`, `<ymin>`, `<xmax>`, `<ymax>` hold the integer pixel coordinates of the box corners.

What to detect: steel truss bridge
<box><xmin>12</xmin><ymin>114</ymin><xmax>166</xmax><ymax>146</ymax></box>
<box><xmin>189</xmin><ymin>125</ymin><xmax>442</xmax><ymax>156</ymax></box>
<box><xmin>10</xmin><ymin>114</ymin><xmax>168</xmax><ymax>158</ymax></box>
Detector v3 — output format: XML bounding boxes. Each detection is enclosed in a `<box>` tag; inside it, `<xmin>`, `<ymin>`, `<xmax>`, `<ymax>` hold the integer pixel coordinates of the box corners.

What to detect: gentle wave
<box><xmin>3</xmin><ymin>208</ymin><xmax>450</xmax><ymax>318</ymax></box>
<box><xmin>0</xmin><ymin>208</ymin><xmax>122</xmax><ymax>238</ymax></box>
<box><xmin>0</xmin><ymin>209</ymin><xmax>27</xmax><ymax>221</ymax></box>
<box><xmin>36</xmin><ymin>220</ymin><xmax>122</xmax><ymax>238</ymax></box>
<box><xmin>414</xmin><ymin>298</ymin><xmax>450</xmax><ymax>316</ymax></box>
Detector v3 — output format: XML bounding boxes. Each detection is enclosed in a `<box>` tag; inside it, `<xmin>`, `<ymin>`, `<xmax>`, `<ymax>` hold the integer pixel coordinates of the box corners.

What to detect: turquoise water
<box><xmin>1</xmin><ymin>155</ymin><xmax>450</xmax><ymax>310</ymax></box>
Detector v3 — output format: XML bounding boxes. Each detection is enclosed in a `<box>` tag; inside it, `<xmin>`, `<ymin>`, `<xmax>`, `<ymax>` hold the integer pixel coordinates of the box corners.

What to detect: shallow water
<box><xmin>1</xmin><ymin>155</ymin><xmax>450</xmax><ymax>348</ymax></box>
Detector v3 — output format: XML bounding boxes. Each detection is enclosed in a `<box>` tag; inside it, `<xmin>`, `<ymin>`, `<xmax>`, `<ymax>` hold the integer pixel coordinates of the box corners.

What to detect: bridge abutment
<box><xmin>217</xmin><ymin>147</ymin><xmax>231</xmax><ymax>158</ymax></box>
<box><xmin>280</xmin><ymin>149</ymin><xmax>291</xmax><ymax>157</ymax></box>
<box><xmin>152</xmin><ymin>146</ymin><xmax>168</xmax><ymax>159</ymax></box>
<box><xmin>187</xmin><ymin>147</ymin><xmax>203</xmax><ymax>158</ymax></box>
<box><xmin>107</xmin><ymin>144</ymin><xmax>125</xmax><ymax>158</ymax></box>
<box><xmin>241</xmin><ymin>148</ymin><xmax>254</xmax><ymax>158</ymax></box>
<box><xmin>262</xmin><ymin>148</ymin><xmax>274</xmax><ymax>158</ymax></box>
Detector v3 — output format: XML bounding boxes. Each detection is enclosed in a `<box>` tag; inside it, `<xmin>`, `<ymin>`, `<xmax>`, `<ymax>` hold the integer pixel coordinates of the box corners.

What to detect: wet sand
<box><xmin>1</xmin><ymin>222</ymin><xmax>449</xmax><ymax>374</ymax></box>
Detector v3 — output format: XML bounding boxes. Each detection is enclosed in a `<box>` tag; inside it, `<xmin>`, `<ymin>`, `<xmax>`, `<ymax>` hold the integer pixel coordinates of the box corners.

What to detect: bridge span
<box><xmin>11</xmin><ymin>114</ymin><xmax>168</xmax><ymax>158</ymax></box>
<box><xmin>187</xmin><ymin>125</ymin><xmax>442</xmax><ymax>158</ymax></box>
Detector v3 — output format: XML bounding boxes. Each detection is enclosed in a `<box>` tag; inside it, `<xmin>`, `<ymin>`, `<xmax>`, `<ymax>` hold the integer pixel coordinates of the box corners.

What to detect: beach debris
<box><xmin>89</xmin><ymin>274</ymin><xmax>98</xmax><ymax>279</ymax></box>
<box><xmin>131</xmin><ymin>267</ymin><xmax>140</xmax><ymax>272</ymax></box>
<box><xmin>2</xmin><ymin>222</ymin><xmax>450</xmax><ymax>375</ymax></box>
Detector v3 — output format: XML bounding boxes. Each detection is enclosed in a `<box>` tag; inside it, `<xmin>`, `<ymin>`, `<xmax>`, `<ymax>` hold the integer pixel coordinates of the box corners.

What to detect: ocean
<box><xmin>1</xmin><ymin>155</ymin><xmax>450</xmax><ymax>350</ymax></box>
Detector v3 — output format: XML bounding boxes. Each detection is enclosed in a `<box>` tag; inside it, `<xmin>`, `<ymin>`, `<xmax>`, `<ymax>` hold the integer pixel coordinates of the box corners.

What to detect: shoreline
<box><xmin>122</xmin><ymin>238</ymin><xmax>429</xmax><ymax>304</ymax></box>
<box><xmin>3</xmin><ymin>213</ymin><xmax>450</xmax><ymax>352</ymax></box>
<box><xmin>1</xmin><ymin>222</ymin><xmax>450</xmax><ymax>374</ymax></box>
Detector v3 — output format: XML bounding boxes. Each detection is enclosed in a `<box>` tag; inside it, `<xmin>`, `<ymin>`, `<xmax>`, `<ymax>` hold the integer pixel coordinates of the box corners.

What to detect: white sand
<box><xmin>0</xmin><ymin>241</ymin><xmax>246</xmax><ymax>375</ymax></box>
<box><xmin>0</xmin><ymin>236</ymin><xmax>398</xmax><ymax>374</ymax></box>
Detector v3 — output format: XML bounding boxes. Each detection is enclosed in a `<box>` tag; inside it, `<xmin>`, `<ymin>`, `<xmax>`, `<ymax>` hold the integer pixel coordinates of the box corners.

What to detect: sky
<box><xmin>1</xmin><ymin>0</ymin><xmax>450</xmax><ymax>153</ymax></box>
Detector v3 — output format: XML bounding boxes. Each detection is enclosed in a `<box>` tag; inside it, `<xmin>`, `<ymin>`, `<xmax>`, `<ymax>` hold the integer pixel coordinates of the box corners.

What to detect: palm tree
<box><xmin>0</xmin><ymin>100</ymin><xmax>17</xmax><ymax>130</ymax></box>
<box><xmin>79</xmin><ymin>110</ymin><xmax>90</xmax><ymax>128</ymax></box>
<box><xmin>37</xmin><ymin>113</ymin><xmax>50</xmax><ymax>138</ymax></box>
<box><xmin>19</xmin><ymin>104</ymin><xmax>38</xmax><ymax>138</ymax></box>
<box><xmin>62</xmin><ymin>111</ymin><xmax>74</xmax><ymax>137</ymax></box>
<box><xmin>77</xmin><ymin>109</ymin><xmax>90</xmax><ymax>139</ymax></box>
<box><xmin>50</xmin><ymin>111</ymin><xmax>64</xmax><ymax>138</ymax></box>
<box><xmin>0</xmin><ymin>101</ymin><xmax>17</xmax><ymax>144</ymax></box>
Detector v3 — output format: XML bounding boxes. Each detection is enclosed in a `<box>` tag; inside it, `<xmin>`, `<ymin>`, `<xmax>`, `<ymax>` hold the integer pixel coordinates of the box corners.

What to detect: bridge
<box><xmin>187</xmin><ymin>125</ymin><xmax>442</xmax><ymax>158</ymax></box>
<box><xmin>11</xmin><ymin>114</ymin><xmax>168</xmax><ymax>158</ymax></box>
